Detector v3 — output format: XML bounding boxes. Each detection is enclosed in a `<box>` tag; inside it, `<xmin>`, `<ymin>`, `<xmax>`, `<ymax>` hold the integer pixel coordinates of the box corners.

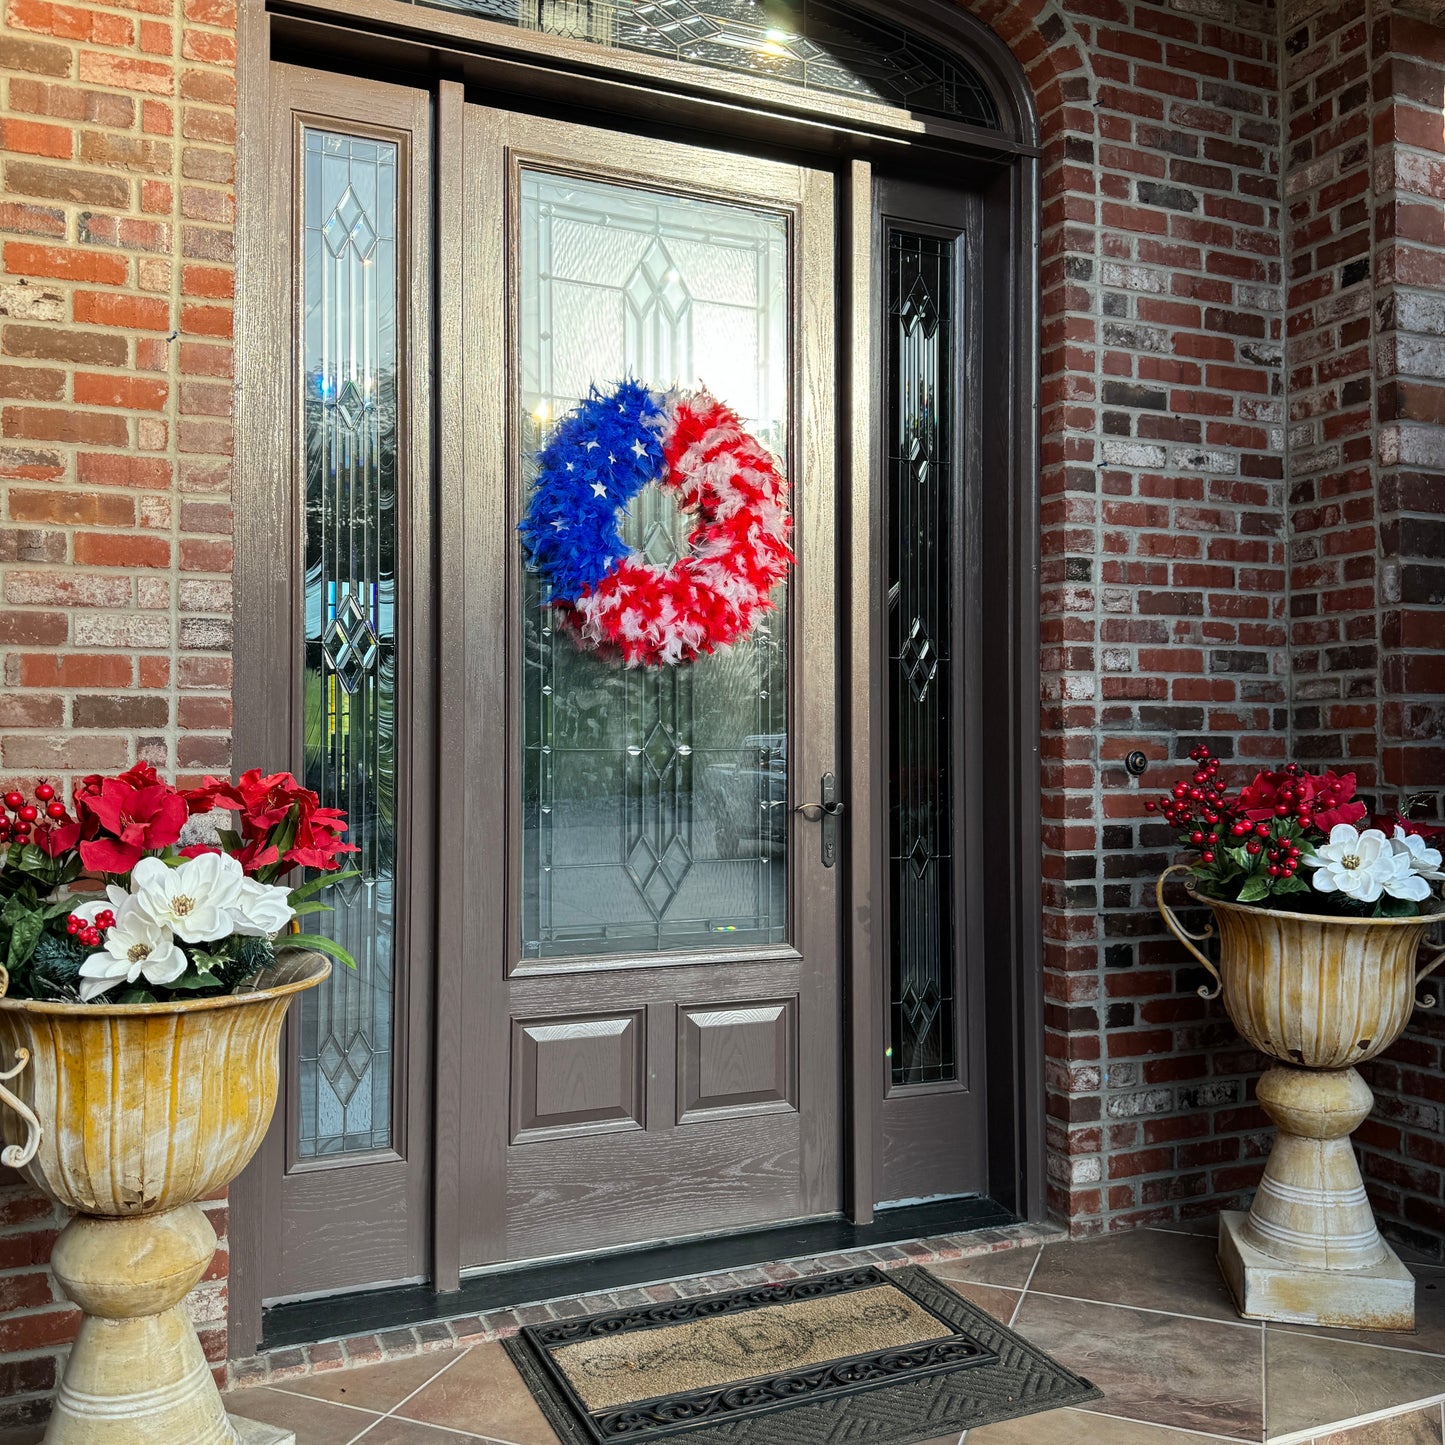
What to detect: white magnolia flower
<box><xmin>77</xmin><ymin>896</ymin><xmax>187</xmax><ymax>1002</ymax></box>
<box><xmin>1305</xmin><ymin>824</ymin><xmax>1430</xmax><ymax>904</ymax></box>
<box><xmin>1391</xmin><ymin>826</ymin><xmax>1445</xmax><ymax>883</ymax></box>
<box><xmin>229</xmin><ymin>876</ymin><xmax>296</xmax><ymax>938</ymax></box>
<box><xmin>130</xmin><ymin>853</ymin><xmax>244</xmax><ymax>943</ymax></box>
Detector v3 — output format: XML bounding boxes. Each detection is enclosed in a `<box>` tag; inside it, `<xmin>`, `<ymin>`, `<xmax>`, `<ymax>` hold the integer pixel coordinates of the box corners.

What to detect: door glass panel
<box><xmin>298</xmin><ymin>128</ymin><xmax>400</xmax><ymax>1156</ymax></box>
<box><xmin>886</xmin><ymin>228</ymin><xmax>957</xmax><ymax>1087</ymax></box>
<box><xmin>518</xmin><ymin>170</ymin><xmax>789</xmax><ymax>960</ymax></box>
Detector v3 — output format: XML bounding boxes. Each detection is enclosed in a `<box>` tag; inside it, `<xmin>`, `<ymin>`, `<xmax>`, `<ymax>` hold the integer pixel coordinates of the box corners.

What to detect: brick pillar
<box><xmin>0</xmin><ymin>0</ymin><xmax>238</xmax><ymax>1422</ymax></box>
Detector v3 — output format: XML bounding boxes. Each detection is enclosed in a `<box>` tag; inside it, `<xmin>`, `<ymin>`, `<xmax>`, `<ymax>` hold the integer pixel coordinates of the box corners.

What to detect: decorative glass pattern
<box><xmin>519</xmin><ymin>169</ymin><xmax>789</xmax><ymax>960</ymax></box>
<box><xmin>406</xmin><ymin>0</ymin><xmax>1000</xmax><ymax>127</ymax></box>
<box><xmin>298</xmin><ymin>129</ymin><xmax>400</xmax><ymax>1156</ymax></box>
<box><xmin>887</xmin><ymin>229</ymin><xmax>957</xmax><ymax>1088</ymax></box>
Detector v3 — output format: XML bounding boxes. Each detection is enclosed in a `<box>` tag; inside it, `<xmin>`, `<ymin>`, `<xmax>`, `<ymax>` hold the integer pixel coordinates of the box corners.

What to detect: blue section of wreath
<box><xmin>518</xmin><ymin>379</ymin><xmax>668</xmax><ymax>600</ymax></box>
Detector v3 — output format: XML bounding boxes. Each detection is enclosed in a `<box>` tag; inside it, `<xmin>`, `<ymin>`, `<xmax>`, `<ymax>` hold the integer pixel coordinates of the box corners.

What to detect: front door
<box><xmin>452</xmin><ymin>106</ymin><xmax>843</xmax><ymax>1266</ymax></box>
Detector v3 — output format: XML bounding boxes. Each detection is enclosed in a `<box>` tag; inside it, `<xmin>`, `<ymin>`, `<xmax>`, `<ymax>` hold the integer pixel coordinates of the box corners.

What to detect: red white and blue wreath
<box><xmin>518</xmin><ymin>379</ymin><xmax>794</xmax><ymax>668</ymax></box>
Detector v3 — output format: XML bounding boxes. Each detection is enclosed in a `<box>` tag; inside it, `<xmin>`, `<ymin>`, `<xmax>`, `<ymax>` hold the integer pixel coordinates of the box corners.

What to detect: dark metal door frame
<box><xmin>232</xmin><ymin>0</ymin><xmax>1043</xmax><ymax>1354</ymax></box>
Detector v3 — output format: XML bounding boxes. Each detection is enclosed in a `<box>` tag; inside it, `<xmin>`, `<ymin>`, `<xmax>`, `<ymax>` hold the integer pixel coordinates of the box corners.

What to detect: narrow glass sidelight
<box><xmin>297</xmin><ymin>129</ymin><xmax>401</xmax><ymax>1156</ymax></box>
<box><xmin>886</xmin><ymin>229</ymin><xmax>957</xmax><ymax>1088</ymax></box>
<box><xmin>517</xmin><ymin>169</ymin><xmax>790</xmax><ymax>961</ymax></box>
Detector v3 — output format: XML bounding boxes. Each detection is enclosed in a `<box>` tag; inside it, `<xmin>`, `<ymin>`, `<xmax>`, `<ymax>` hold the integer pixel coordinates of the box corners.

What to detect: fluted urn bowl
<box><xmin>0</xmin><ymin>951</ymin><xmax>329</xmax><ymax>1444</ymax></box>
<box><xmin>1158</xmin><ymin>865</ymin><xmax>1445</xmax><ymax>1331</ymax></box>
<box><xmin>1197</xmin><ymin>886</ymin><xmax>1445</xmax><ymax>1069</ymax></box>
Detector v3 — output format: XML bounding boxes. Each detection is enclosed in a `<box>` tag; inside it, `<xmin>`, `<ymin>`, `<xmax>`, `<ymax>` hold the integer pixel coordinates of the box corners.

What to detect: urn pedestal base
<box><xmin>1219</xmin><ymin>1210</ymin><xmax>1415</xmax><ymax>1331</ymax></box>
<box><xmin>230</xmin><ymin>1420</ymin><xmax>296</xmax><ymax>1445</ymax></box>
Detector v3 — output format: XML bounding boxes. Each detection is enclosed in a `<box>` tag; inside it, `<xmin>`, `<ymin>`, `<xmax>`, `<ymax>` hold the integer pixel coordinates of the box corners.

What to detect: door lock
<box><xmin>795</xmin><ymin>771</ymin><xmax>843</xmax><ymax>867</ymax></box>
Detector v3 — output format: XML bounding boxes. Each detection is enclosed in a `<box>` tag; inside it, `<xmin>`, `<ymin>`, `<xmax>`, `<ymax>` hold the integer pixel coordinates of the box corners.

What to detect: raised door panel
<box><xmin>677</xmin><ymin>998</ymin><xmax>797</xmax><ymax>1124</ymax></box>
<box><xmin>510</xmin><ymin>1011</ymin><xmax>645</xmax><ymax>1143</ymax></box>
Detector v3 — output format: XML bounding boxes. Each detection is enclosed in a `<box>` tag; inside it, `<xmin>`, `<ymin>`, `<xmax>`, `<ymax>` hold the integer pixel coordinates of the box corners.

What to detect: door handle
<box><xmin>795</xmin><ymin>772</ymin><xmax>843</xmax><ymax>868</ymax></box>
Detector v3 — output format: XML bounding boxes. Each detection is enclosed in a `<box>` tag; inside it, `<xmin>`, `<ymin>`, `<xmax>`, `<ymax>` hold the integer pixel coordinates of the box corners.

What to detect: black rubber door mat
<box><xmin>503</xmin><ymin>1265</ymin><xmax>1100</xmax><ymax>1442</ymax></box>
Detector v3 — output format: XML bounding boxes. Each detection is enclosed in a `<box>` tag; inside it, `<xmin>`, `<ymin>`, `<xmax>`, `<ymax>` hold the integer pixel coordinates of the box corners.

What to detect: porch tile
<box><xmin>394</xmin><ymin>1341</ymin><xmax>558</xmax><ymax>1444</ymax></box>
<box><xmin>928</xmin><ymin>1245</ymin><xmax>1040</xmax><ymax>1291</ymax></box>
<box><xmin>963</xmin><ymin>1405</ymin><xmax>1249</xmax><ymax>1442</ymax></box>
<box><xmin>927</xmin><ymin>1278</ymin><xmax>1020</xmax><ymax>1324</ymax></box>
<box><xmin>1025</xmin><ymin>1225</ymin><xmax>1242</xmax><ymax>1323</ymax></box>
<box><xmin>1311</xmin><ymin>1404</ymin><xmax>1444</xmax><ymax>1444</ymax></box>
<box><xmin>226</xmin><ymin>1385</ymin><xmax>384</xmax><ymax>1444</ymax></box>
<box><xmin>1272</xmin><ymin>1268</ymin><xmax>1445</xmax><ymax>1357</ymax></box>
<box><xmin>268</xmin><ymin>1347</ymin><xmax>460</xmax><ymax>1412</ymax></box>
<box><xmin>354</xmin><ymin>1420</ymin><xmax>495</xmax><ymax>1443</ymax></box>
<box><xmin>1009</xmin><ymin>1292</ymin><xmax>1265</xmax><ymax>1439</ymax></box>
<box><xmin>1264</xmin><ymin>1329</ymin><xmax>1445</xmax><ymax>1440</ymax></box>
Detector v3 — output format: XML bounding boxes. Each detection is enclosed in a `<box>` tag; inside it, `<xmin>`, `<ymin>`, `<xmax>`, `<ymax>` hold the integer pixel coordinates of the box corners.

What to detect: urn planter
<box><xmin>0</xmin><ymin>951</ymin><xmax>329</xmax><ymax>1444</ymax></box>
<box><xmin>1158</xmin><ymin>865</ymin><xmax>1445</xmax><ymax>1330</ymax></box>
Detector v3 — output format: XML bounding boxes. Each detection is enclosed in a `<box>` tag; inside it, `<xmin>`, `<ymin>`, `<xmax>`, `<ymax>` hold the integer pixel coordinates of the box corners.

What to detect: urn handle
<box><xmin>1155</xmin><ymin>865</ymin><xmax>1222</xmax><ymax>1001</ymax></box>
<box><xmin>0</xmin><ymin>1050</ymin><xmax>41</xmax><ymax>1170</ymax></box>
<box><xmin>1416</xmin><ymin>939</ymin><xmax>1445</xmax><ymax>1010</ymax></box>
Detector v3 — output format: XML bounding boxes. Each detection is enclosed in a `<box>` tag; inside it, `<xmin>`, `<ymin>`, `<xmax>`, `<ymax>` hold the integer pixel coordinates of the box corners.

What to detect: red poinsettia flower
<box><xmin>33</xmin><ymin>813</ymin><xmax>84</xmax><ymax>859</ymax></box>
<box><xmin>74</xmin><ymin>764</ymin><xmax>188</xmax><ymax>873</ymax></box>
<box><xmin>1307</xmin><ymin>770</ymin><xmax>1368</xmax><ymax>830</ymax></box>
<box><xmin>1235</xmin><ymin>767</ymin><xmax>1366</xmax><ymax>831</ymax></box>
<box><xmin>284</xmin><ymin>804</ymin><xmax>357</xmax><ymax>872</ymax></box>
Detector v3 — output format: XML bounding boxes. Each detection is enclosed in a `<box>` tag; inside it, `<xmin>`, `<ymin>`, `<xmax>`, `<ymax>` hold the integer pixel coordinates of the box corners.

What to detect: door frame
<box><xmin>231</xmin><ymin>0</ymin><xmax>1043</xmax><ymax>1355</ymax></box>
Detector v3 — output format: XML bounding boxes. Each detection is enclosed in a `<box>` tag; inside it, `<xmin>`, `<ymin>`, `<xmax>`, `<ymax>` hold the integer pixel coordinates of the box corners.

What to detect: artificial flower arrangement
<box><xmin>0</xmin><ymin>763</ymin><xmax>357</xmax><ymax>1004</ymax></box>
<box><xmin>1147</xmin><ymin>746</ymin><xmax>1445</xmax><ymax>916</ymax></box>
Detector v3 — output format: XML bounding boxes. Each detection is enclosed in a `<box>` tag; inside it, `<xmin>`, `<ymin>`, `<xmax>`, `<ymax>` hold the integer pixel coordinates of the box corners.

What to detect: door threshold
<box><xmin>258</xmin><ymin>1194</ymin><xmax>1018</xmax><ymax>1352</ymax></box>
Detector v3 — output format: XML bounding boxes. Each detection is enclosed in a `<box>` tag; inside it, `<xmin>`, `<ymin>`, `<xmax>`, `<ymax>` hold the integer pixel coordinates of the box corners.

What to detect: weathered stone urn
<box><xmin>1158</xmin><ymin>865</ymin><xmax>1445</xmax><ymax>1330</ymax></box>
<box><xmin>0</xmin><ymin>952</ymin><xmax>329</xmax><ymax>1444</ymax></box>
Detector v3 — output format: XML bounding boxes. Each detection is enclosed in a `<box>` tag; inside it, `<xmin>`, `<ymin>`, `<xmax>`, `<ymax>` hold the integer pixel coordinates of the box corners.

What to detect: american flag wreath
<box><xmin>518</xmin><ymin>379</ymin><xmax>794</xmax><ymax>667</ymax></box>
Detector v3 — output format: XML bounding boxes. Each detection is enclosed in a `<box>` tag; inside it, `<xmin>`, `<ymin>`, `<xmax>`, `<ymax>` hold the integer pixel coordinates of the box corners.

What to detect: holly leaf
<box><xmin>1</xmin><ymin>895</ymin><xmax>46</xmax><ymax>970</ymax></box>
<box><xmin>1272</xmin><ymin>872</ymin><xmax>1311</xmax><ymax>895</ymax></box>
<box><xmin>115</xmin><ymin>988</ymin><xmax>157</xmax><ymax>1004</ymax></box>
<box><xmin>166</xmin><ymin>969</ymin><xmax>224</xmax><ymax>991</ymax></box>
<box><xmin>1237</xmin><ymin>876</ymin><xmax>1271</xmax><ymax>903</ymax></box>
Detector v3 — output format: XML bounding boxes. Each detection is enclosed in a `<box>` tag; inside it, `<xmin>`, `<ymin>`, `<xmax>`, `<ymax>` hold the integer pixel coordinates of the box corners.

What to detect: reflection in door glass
<box><xmin>519</xmin><ymin>170</ymin><xmax>790</xmax><ymax>959</ymax></box>
<box><xmin>298</xmin><ymin>129</ymin><xmax>399</xmax><ymax>1156</ymax></box>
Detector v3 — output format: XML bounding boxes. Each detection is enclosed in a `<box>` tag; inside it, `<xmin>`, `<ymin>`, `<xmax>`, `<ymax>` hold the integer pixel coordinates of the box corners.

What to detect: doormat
<box><xmin>503</xmin><ymin>1265</ymin><xmax>1100</xmax><ymax>1443</ymax></box>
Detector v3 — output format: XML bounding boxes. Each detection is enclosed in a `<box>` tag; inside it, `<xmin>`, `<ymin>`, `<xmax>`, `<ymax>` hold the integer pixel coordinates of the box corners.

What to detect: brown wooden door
<box><xmin>447</xmin><ymin>104</ymin><xmax>843</xmax><ymax>1267</ymax></box>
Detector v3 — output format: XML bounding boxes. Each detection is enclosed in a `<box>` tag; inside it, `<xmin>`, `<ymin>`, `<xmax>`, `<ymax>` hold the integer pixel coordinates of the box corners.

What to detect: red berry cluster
<box><xmin>66</xmin><ymin>908</ymin><xmax>115</xmax><ymax>950</ymax></box>
<box><xmin>0</xmin><ymin>781</ymin><xmax>64</xmax><ymax>846</ymax></box>
<box><xmin>1144</xmin><ymin>746</ymin><xmax>1229</xmax><ymax>863</ymax></box>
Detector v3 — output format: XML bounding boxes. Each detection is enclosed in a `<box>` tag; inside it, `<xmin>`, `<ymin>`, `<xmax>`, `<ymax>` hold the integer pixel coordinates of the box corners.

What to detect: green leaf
<box><xmin>115</xmin><ymin>988</ymin><xmax>157</xmax><ymax>1005</ymax></box>
<box><xmin>287</xmin><ymin>870</ymin><xmax>358</xmax><ymax>906</ymax></box>
<box><xmin>288</xmin><ymin>900</ymin><xmax>334</xmax><ymax>918</ymax></box>
<box><xmin>2</xmin><ymin>895</ymin><xmax>46</xmax><ymax>970</ymax></box>
<box><xmin>1273</xmin><ymin>871</ymin><xmax>1311</xmax><ymax>895</ymax></box>
<box><xmin>1376</xmin><ymin>895</ymin><xmax>1420</xmax><ymax>919</ymax></box>
<box><xmin>1225</xmin><ymin>847</ymin><xmax>1251</xmax><ymax>873</ymax></box>
<box><xmin>166</xmin><ymin>969</ymin><xmax>224</xmax><ymax>991</ymax></box>
<box><xmin>282</xmin><ymin>932</ymin><xmax>358</xmax><ymax>970</ymax></box>
<box><xmin>1237</xmin><ymin>876</ymin><xmax>1270</xmax><ymax>903</ymax></box>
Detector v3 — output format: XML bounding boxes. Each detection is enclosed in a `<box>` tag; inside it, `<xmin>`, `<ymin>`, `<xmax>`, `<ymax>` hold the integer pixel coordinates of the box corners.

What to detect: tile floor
<box><xmin>216</xmin><ymin>1222</ymin><xmax>1445</xmax><ymax>1445</ymax></box>
<box><xmin>10</xmin><ymin>1221</ymin><xmax>1445</xmax><ymax>1444</ymax></box>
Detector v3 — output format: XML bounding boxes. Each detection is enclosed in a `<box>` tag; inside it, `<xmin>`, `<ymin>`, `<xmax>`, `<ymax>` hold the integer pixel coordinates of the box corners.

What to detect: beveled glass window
<box><xmin>401</xmin><ymin>0</ymin><xmax>1000</xmax><ymax>128</ymax></box>
<box><xmin>298</xmin><ymin>129</ymin><xmax>400</xmax><ymax>1156</ymax></box>
<box><xmin>518</xmin><ymin>169</ymin><xmax>789</xmax><ymax>960</ymax></box>
<box><xmin>886</xmin><ymin>229</ymin><xmax>957</xmax><ymax>1087</ymax></box>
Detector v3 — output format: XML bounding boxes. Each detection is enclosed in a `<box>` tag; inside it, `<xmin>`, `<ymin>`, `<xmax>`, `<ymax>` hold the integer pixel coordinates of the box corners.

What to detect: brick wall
<box><xmin>0</xmin><ymin>0</ymin><xmax>1440</xmax><ymax>1422</ymax></box>
<box><xmin>0</xmin><ymin>0</ymin><xmax>238</xmax><ymax>1420</ymax></box>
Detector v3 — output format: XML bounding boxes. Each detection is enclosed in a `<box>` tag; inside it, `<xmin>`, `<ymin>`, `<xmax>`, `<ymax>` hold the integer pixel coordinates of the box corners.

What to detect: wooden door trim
<box><xmin>260</xmin><ymin>0</ymin><xmax>1037</xmax><ymax>160</ymax></box>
